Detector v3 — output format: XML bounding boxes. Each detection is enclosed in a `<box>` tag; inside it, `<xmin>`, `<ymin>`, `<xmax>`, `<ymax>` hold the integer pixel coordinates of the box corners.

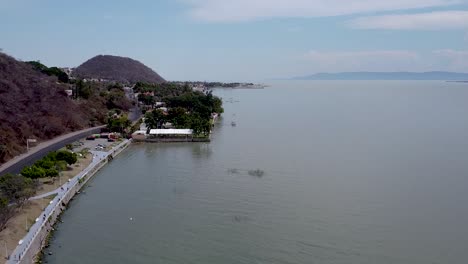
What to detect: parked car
<box><xmin>86</xmin><ymin>136</ymin><xmax>95</xmax><ymax>140</ymax></box>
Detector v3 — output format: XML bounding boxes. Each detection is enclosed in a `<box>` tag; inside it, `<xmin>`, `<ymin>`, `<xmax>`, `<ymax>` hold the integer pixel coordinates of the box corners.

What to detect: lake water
<box><xmin>45</xmin><ymin>81</ymin><xmax>468</xmax><ymax>264</ymax></box>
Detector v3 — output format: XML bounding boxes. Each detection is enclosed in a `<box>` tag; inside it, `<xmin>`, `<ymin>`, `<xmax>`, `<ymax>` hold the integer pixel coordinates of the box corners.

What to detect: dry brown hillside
<box><xmin>0</xmin><ymin>53</ymin><xmax>108</xmax><ymax>163</ymax></box>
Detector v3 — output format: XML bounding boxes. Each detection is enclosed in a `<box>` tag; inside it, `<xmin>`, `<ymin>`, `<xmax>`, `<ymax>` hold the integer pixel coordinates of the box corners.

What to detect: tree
<box><xmin>0</xmin><ymin>174</ymin><xmax>36</xmax><ymax>230</ymax></box>
<box><xmin>107</xmin><ymin>115</ymin><xmax>131</xmax><ymax>133</ymax></box>
<box><xmin>56</xmin><ymin>150</ymin><xmax>77</xmax><ymax>165</ymax></box>
<box><xmin>145</xmin><ymin>109</ymin><xmax>165</xmax><ymax>130</ymax></box>
<box><xmin>168</xmin><ymin>107</ymin><xmax>191</xmax><ymax>128</ymax></box>
<box><xmin>45</xmin><ymin>168</ymin><xmax>59</xmax><ymax>177</ymax></box>
<box><xmin>26</xmin><ymin>61</ymin><xmax>69</xmax><ymax>83</ymax></box>
<box><xmin>55</xmin><ymin>160</ymin><xmax>68</xmax><ymax>172</ymax></box>
<box><xmin>138</xmin><ymin>94</ymin><xmax>155</xmax><ymax>106</ymax></box>
<box><xmin>190</xmin><ymin>114</ymin><xmax>211</xmax><ymax>136</ymax></box>
<box><xmin>44</xmin><ymin>67</ymin><xmax>69</xmax><ymax>83</ymax></box>
<box><xmin>0</xmin><ymin>196</ymin><xmax>13</xmax><ymax>231</ymax></box>
<box><xmin>21</xmin><ymin>165</ymin><xmax>46</xmax><ymax>179</ymax></box>
<box><xmin>212</xmin><ymin>96</ymin><xmax>224</xmax><ymax>114</ymax></box>
<box><xmin>34</xmin><ymin>158</ymin><xmax>56</xmax><ymax>169</ymax></box>
<box><xmin>107</xmin><ymin>83</ymin><xmax>124</xmax><ymax>91</ymax></box>
<box><xmin>107</xmin><ymin>90</ymin><xmax>131</xmax><ymax>110</ymax></box>
<box><xmin>0</xmin><ymin>173</ymin><xmax>35</xmax><ymax>205</ymax></box>
<box><xmin>75</xmin><ymin>79</ymin><xmax>92</xmax><ymax>99</ymax></box>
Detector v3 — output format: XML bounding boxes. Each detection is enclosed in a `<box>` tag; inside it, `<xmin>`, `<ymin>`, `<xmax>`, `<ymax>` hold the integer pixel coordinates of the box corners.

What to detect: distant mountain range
<box><xmin>73</xmin><ymin>55</ymin><xmax>165</xmax><ymax>84</ymax></box>
<box><xmin>291</xmin><ymin>72</ymin><xmax>468</xmax><ymax>80</ymax></box>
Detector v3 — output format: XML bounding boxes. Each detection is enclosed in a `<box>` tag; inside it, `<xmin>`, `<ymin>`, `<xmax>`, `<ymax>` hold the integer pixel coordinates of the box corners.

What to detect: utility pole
<box><xmin>26</xmin><ymin>138</ymin><xmax>37</xmax><ymax>152</ymax></box>
<box><xmin>4</xmin><ymin>241</ymin><xmax>8</xmax><ymax>260</ymax></box>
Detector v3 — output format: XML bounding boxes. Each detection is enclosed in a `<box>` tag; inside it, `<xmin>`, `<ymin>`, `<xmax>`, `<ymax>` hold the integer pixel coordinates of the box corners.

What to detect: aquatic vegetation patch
<box><xmin>248</xmin><ymin>169</ymin><xmax>265</xmax><ymax>177</ymax></box>
<box><xmin>227</xmin><ymin>168</ymin><xmax>240</xmax><ymax>174</ymax></box>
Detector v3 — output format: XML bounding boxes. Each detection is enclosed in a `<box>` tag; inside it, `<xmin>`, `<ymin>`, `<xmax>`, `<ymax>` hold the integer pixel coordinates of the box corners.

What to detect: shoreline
<box><xmin>6</xmin><ymin>139</ymin><xmax>132</xmax><ymax>264</ymax></box>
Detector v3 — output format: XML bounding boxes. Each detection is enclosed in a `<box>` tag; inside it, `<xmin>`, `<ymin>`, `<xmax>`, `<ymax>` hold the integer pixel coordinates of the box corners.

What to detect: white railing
<box><xmin>7</xmin><ymin>139</ymin><xmax>131</xmax><ymax>263</ymax></box>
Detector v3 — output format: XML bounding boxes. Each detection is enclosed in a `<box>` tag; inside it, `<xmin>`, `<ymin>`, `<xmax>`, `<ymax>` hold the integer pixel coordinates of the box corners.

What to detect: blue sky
<box><xmin>1</xmin><ymin>0</ymin><xmax>468</xmax><ymax>81</ymax></box>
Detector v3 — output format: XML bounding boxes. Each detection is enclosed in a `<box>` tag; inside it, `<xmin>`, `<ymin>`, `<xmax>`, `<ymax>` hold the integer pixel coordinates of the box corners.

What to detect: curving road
<box><xmin>0</xmin><ymin>126</ymin><xmax>105</xmax><ymax>176</ymax></box>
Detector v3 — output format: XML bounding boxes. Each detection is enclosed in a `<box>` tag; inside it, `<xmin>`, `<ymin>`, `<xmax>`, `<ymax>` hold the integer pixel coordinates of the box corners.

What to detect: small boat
<box><xmin>231</xmin><ymin>121</ymin><xmax>237</xmax><ymax>127</ymax></box>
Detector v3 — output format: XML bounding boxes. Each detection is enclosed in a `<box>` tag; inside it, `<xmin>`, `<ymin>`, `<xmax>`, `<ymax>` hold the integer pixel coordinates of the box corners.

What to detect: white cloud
<box><xmin>302</xmin><ymin>50</ymin><xmax>420</xmax><ymax>72</ymax></box>
<box><xmin>349</xmin><ymin>11</ymin><xmax>468</xmax><ymax>30</ymax></box>
<box><xmin>184</xmin><ymin>0</ymin><xmax>461</xmax><ymax>22</ymax></box>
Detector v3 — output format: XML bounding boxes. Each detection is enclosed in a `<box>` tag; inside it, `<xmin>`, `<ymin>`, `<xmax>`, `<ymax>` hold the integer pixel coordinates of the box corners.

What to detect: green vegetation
<box><xmin>71</xmin><ymin>79</ymin><xmax>132</xmax><ymax>112</ymax></box>
<box><xmin>107</xmin><ymin>113</ymin><xmax>131</xmax><ymax>133</ymax></box>
<box><xmin>143</xmin><ymin>93</ymin><xmax>222</xmax><ymax>137</ymax></box>
<box><xmin>165</xmin><ymin>90</ymin><xmax>224</xmax><ymax>117</ymax></box>
<box><xmin>134</xmin><ymin>82</ymin><xmax>191</xmax><ymax>100</ymax></box>
<box><xmin>171</xmin><ymin>81</ymin><xmax>254</xmax><ymax>88</ymax></box>
<box><xmin>144</xmin><ymin>109</ymin><xmax>165</xmax><ymax>132</ymax></box>
<box><xmin>0</xmin><ymin>173</ymin><xmax>36</xmax><ymax>230</ymax></box>
<box><xmin>130</xmin><ymin>118</ymin><xmax>143</xmax><ymax>134</ymax></box>
<box><xmin>0</xmin><ymin>149</ymin><xmax>79</xmax><ymax>230</ymax></box>
<box><xmin>20</xmin><ymin>150</ymin><xmax>77</xmax><ymax>179</ymax></box>
<box><xmin>72</xmin><ymin>79</ymin><xmax>134</xmax><ymax>129</ymax></box>
<box><xmin>26</xmin><ymin>61</ymin><xmax>69</xmax><ymax>83</ymax></box>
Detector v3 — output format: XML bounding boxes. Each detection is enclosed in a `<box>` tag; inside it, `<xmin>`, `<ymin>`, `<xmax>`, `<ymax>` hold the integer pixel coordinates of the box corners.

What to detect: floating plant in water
<box><xmin>227</xmin><ymin>168</ymin><xmax>239</xmax><ymax>174</ymax></box>
<box><xmin>248</xmin><ymin>169</ymin><xmax>265</xmax><ymax>177</ymax></box>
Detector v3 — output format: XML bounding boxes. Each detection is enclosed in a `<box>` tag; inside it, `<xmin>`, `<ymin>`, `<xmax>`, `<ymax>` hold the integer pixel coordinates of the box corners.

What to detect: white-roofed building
<box><xmin>149</xmin><ymin>129</ymin><xmax>192</xmax><ymax>135</ymax></box>
<box><xmin>147</xmin><ymin>129</ymin><xmax>193</xmax><ymax>142</ymax></box>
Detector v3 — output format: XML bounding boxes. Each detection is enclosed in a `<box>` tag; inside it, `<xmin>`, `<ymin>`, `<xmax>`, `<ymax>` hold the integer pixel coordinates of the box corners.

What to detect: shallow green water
<box><xmin>46</xmin><ymin>81</ymin><xmax>468</xmax><ymax>263</ymax></box>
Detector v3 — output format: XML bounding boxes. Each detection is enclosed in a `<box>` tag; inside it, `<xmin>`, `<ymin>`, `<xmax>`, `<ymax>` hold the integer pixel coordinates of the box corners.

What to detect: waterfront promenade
<box><xmin>6</xmin><ymin>140</ymin><xmax>130</xmax><ymax>264</ymax></box>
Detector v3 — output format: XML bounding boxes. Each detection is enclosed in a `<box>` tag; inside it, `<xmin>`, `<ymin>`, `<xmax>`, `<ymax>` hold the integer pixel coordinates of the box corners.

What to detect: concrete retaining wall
<box><xmin>143</xmin><ymin>137</ymin><xmax>210</xmax><ymax>143</ymax></box>
<box><xmin>12</xmin><ymin>140</ymin><xmax>131</xmax><ymax>264</ymax></box>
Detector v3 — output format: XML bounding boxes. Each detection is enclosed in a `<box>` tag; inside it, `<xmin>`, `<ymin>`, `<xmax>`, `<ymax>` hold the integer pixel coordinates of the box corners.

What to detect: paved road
<box><xmin>129</xmin><ymin>106</ymin><xmax>141</xmax><ymax>123</ymax></box>
<box><xmin>0</xmin><ymin>126</ymin><xmax>105</xmax><ymax>176</ymax></box>
<box><xmin>7</xmin><ymin>141</ymin><xmax>128</xmax><ymax>263</ymax></box>
<box><xmin>28</xmin><ymin>151</ymin><xmax>108</xmax><ymax>201</ymax></box>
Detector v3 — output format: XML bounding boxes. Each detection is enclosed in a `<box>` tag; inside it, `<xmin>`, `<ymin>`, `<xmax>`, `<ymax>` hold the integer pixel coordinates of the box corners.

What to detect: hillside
<box><xmin>291</xmin><ymin>71</ymin><xmax>468</xmax><ymax>80</ymax></box>
<box><xmin>0</xmin><ymin>53</ymin><xmax>112</xmax><ymax>164</ymax></box>
<box><xmin>73</xmin><ymin>55</ymin><xmax>165</xmax><ymax>84</ymax></box>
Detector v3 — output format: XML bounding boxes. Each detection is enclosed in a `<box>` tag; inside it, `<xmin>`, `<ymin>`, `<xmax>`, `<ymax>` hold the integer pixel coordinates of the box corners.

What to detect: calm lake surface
<box><xmin>46</xmin><ymin>81</ymin><xmax>468</xmax><ymax>264</ymax></box>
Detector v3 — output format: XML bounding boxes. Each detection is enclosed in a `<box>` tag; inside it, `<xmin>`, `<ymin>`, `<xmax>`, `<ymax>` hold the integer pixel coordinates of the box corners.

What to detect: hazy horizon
<box><xmin>1</xmin><ymin>0</ymin><xmax>468</xmax><ymax>81</ymax></box>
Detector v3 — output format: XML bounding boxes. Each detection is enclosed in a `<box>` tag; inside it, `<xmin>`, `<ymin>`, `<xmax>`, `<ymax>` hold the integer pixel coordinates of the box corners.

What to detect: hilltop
<box><xmin>0</xmin><ymin>53</ymin><xmax>92</xmax><ymax>163</ymax></box>
<box><xmin>73</xmin><ymin>55</ymin><xmax>165</xmax><ymax>84</ymax></box>
<box><xmin>291</xmin><ymin>71</ymin><xmax>468</xmax><ymax>80</ymax></box>
<box><xmin>0</xmin><ymin>53</ymin><xmax>131</xmax><ymax>164</ymax></box>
